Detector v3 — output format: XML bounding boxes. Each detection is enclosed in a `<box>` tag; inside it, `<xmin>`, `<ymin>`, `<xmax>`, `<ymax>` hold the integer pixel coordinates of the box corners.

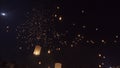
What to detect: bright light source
<box><xmin>33</xmin><ymin>45</ymin><xmax>42</xmax><ymax>56</ymax></box>
<box><xmin>55</xmin><ymin>63</ymin><xmax>62</xmax><ymax>68</ymax></box>
<box><xmin>48</xmin><ymin>49</ymin><xmax>51</xmax><ymax>54</ymax></box>
<box><xmin>98</xmin><ymin>64</ymin><xmax>102</xmax><ymax>68</ymax></box>
<box><xmin>59</xmin><ymin>16</ymin><xmax>62</xmax><ymax>21</ymax></box>
<box><xmin>1</xmin><ymin>13</ymin><xmax>6</xmax><ymax>16</ymax></box>
<box><xmin>101</xmin><ymin>40</ymin><xmax>106</xmax><ymax>43</ymax></box>
<box><xmin>38</xmin><ymin>61</ymin><xmax>41</xmax><ymax>64</ymax></box>
<box><xmin>98</xmin><ymin>54</ymin><xmax>102</xmax><ymax>57</ymax></box>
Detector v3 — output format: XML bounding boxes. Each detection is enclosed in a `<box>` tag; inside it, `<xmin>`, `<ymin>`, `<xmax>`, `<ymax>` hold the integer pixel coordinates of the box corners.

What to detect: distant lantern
<box><xmin>116</xmin><ymin>35</ymin><xmax>119</xmax><ymax>38</ymax></box>
<box><xmin>81</xmin><ymin>10</ymin><xmax>85</xmax><ymax>13</ymax></box>
<box><xmin>59</xmin><ymin>16</ymin><xmax>62</xmax><ymax>21</ymax></box>
<box><xmin>77</xmin><ymin>34</ymin><xmax>81</xmax><ymax>37</ymax></box>
<box><xmin>98</xmin><ymin>64</ymin><xmax>102</xmax><ymax>68</ymax></box>
<box><xmin>57</xmin><ymin>6</ymin><xmax>60</xmax><ymax>9</ymax></box>
<box><xmin>33</xmin><ymin>45</ymin><xmax>42</xmax><ymax>56</ymax></box>
<box><xmin>98</xmin><ymin>54</ymin><xmax>102</xmax><ymax>57</ymax></box>
<box><xmin>101</xmin><ymin>40</ymin><xmax>105</xmax><ymax>43</ymax></box>
<box><xmin>38</xmin><ymin>61</ymin><xmax>42</xmax><ymax>64</ymax></box>
<box><xmin>48</xmin><ymin>49</ymin><xmax>51</xmax><ymax>54</ymax></box>
<box><xmin>54</xmin><ymin>14</ymin><xmax>57</xmax><ymax>17</ymax></box>
<box><xmin>55</xmin><ymin>63</ymin><xmax>62</xmax><ymax>68</ymax></box>
<box><xmin>56</xmin><ymin>48</ymin><xmax>61</xmax><ymax>51</ymax></box>
<box><xmin>71</xmin><ymin>44</ymin><xmax>74</xmax><ymax>48</ymax></box>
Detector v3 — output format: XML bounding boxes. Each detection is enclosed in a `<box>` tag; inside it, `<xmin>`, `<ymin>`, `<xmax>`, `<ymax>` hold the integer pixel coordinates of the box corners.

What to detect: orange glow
<box><xmin>55</xmin><ymin>63</ymin><xmax>62</xmax><ymax>68</ymax></box>
<box><xmin>33</xmin><ymin>45</ymin><xmax>42</xmax><ymax>56</ymax></box>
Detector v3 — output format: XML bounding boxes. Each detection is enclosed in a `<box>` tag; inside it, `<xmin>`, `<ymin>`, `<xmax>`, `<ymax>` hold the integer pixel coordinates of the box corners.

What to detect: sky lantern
<box><xmin>55</xmin><ymin>63</ymin><xmax>62</xmax><ymax>68</ymax></box>
<box><xmin>48</xmin><ymin>49</ymin><xmax>51</xmax><ymax>54</ymax></box>
<box><xmin>33</xmin><ymin>45</ymin><xmax>42</xmax><ymax>56</ymax></box>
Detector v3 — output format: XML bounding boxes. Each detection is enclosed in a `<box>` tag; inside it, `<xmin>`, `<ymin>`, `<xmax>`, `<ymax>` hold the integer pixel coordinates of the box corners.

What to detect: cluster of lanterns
<box><xmin>33</xmin><ymin>45</ymin><xmax>62</xmax><ymax>68</ymax></box>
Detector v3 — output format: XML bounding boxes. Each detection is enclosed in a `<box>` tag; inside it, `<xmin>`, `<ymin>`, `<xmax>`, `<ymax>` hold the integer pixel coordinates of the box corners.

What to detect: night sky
<box><xmin>0</xmin><ymin>0</ymin><xmax>120</xmax><ymax>68</ymax></box>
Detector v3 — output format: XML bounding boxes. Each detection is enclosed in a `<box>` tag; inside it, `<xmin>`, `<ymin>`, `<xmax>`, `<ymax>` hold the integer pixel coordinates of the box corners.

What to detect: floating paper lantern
<box><xmin>33</xmin><ymin>45</ymin><xmax>42</xmax><ymax>56</ymax></box>
<box><xmin>48</xmin><ymin>49</ymin><xmax>51</xmax><ymax>54</ymax></box>
<box><xmin>38</xmin><ymin>61</ymin><xmax>42</xmax><ymax>64</ymax></box>
<box><xmin>55</xmin><ymin>63</ymin><xmax>62</xmax><ymax>68</ymax></box>
<box><xmin>59</xmin><ymin>16</ymin><xmax>62</xmax><ymax>21</ymax></box>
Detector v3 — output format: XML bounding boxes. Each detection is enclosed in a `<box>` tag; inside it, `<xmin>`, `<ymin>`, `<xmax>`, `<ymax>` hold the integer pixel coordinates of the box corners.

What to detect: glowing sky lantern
<box><xmin>33</xmin><ymin>45</ymin><xmax>42</xmax><ymax>56</ymax></box>
<box><xmin>55</xmin><ymin>63</ymin><xmax>62</xmax><ymax>68</ymax></box>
